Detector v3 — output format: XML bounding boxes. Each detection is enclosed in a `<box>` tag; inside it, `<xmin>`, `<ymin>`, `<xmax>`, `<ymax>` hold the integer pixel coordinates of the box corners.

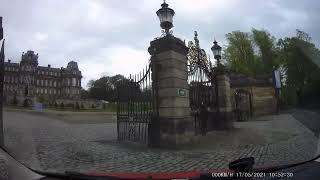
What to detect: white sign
<box><xmin>274</xmin><ymin>70</ymin><xmax>281</xmax><ymax>89</ymax></box>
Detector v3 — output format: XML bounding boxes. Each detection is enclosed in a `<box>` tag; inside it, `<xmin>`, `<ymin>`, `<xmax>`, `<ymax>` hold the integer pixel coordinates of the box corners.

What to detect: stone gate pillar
<box><xmin>148</xmin><ymin>35</ymin><xmax>196</xmax><ymax>148</ymax></box>
<box><xmin>216</xmin><ymin>67</ymin><xmax>234</xmax><ymax>129</ymax></box>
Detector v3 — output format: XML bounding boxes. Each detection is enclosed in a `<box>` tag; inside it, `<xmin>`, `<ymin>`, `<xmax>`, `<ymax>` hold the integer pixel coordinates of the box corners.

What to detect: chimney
<box><xmin>8</xmin><ymin>59</ymin><xmax>11</xmax><ymax>63</ymax></box>
<box><xmin>48</xmin><ymin>64</ymin><xmax>51</xmax><ymax>68</ymax></box>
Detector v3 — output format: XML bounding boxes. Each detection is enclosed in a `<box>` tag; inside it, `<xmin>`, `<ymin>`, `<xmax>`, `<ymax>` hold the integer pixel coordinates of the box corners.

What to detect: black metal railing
<box><xmin>0</xmin><ymin>35</ymin><xmax>4</xmax><ymax>147</ymax></box>
<box><xmin>117</xmin><ymin>64</ymin><xmax>155</xmax><ymax>144</ymax></box>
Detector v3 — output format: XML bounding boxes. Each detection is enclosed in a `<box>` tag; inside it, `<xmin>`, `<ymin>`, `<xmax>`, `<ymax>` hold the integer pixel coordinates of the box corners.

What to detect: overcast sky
<box><xmin>1</xmin><ymin>0</ymin><xmax>319</xmax><ymax>89</ymax></box>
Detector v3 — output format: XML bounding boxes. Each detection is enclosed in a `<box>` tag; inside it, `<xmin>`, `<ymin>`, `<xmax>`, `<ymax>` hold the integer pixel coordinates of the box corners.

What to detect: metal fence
<box><xmin>0</xmin><ymin>38</ymin><xmax>4</xmax><ymax>147</ymax></box>
<box><xmin>116</xmin><ymin>64</ymin><xmax>155</xmax><ymax>145</ymax></box>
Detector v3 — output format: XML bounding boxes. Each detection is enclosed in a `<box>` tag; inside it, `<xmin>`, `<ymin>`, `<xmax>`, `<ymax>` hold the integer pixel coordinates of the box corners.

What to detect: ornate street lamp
<box><xmin>156</xmin><ymin>0</ymin><xmax>175</xmax><ymax>35</ymax></box>
<box><xmin>211</xmin><ymin>40</ymin><xmax>222</xmax><ymax>66</ymax></box>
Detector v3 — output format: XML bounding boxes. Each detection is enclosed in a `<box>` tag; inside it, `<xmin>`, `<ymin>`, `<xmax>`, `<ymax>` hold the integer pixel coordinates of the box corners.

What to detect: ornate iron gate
<box><xmin>188</xmin><ymin>65</ymin><xmax>218</xmax><ymax>135</ymax></box>
<box><xmin>187</xmin><ymin>31</ymin><xmax>219</xmax><ymax>135</ymax></box>
<box><xmin>0</xmin><ymin>34</ymin><xmax>4</xmax><ymax>147</ymax></box>
<box><xmin>116</xmin><ymin>64</ymin><xmax>156</xmax><ymax>145</ymax></box>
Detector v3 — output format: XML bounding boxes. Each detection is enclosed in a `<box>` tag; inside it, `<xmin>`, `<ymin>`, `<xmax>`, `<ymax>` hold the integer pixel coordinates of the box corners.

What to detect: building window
<box><xmin>45</xmin><ymin>89</ymin><xmax>47</xmax><ymax>94</ymax></box>
<box><xmin>72</xmin><ymin>78</ymin><xmax>76</xmax><ymax>86</ymax></box>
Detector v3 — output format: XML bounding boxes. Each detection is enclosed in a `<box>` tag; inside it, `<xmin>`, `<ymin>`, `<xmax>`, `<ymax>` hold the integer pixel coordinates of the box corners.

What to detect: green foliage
<box><xmin>80</xmin><ymin>88</ymin><xmax>90</xmax><ymax>99</ymax></box>
<box><xmin>88</xmin><ymin>74</ymin><xmax>140</xmax><ymax>102</ymax></box>
<box><xmin>66</xmin><ymin>103</ymin><xmax>74</xmax><ymax>109</ymax></box>
<box><xmin>60</xmin><ymin>102</ymin><xmax>64</xmax><ymax>109</ymax></box>
<box><xmin>252</xmin><ymin>28</ymin><xmax>277</xmax><ymax>73</ymax></box>
<box><xmin>23</xmin><ymin>99</ymin><xmax>29</xmax><ymax>107</ymax></box>
<box><xmin>277</xmin><ymin>30</ymin><xmax>320</xmax><ymax>106</ymax></box>
<box><xmin>224</xmin><ymin>28</ymin><xmax>320</xmax><ymax>107</ymax></box>
<box><xmin>223</xmin><ymin>31</ymin><xmax>258</xmax><ymax>75</ymax></box>
<box><xmin>75</xmin><ymin>102</ymin><xmax>80</xmax><ymax>110</ymax></box>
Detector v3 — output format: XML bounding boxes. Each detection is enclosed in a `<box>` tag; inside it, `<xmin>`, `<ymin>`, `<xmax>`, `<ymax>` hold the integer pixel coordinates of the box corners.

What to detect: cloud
<box><xmin>1</xmin><ymin>0</ymin><xmax>320</xmax><ymax>90</ymax></box>
<box><xmin>79</xmin><ymin>46</ymin><xmax>150</xmax><ymax>88</ymax></box>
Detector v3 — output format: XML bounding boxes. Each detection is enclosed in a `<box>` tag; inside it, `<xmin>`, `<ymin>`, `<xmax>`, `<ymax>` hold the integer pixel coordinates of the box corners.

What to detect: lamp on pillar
<box><xmin>148</xmin><ymin>1</ymin><xmax>195</xmax><ymax>148</ymax></box>
<box><xmin>156</xmin><ymin>0</ymin><xmax>175</xmax><ymax>35</ymax></box>
<box><xmin>211</xmin><ymin>40</ymin><xmax>222</xmax><ymax>66</ymax></box>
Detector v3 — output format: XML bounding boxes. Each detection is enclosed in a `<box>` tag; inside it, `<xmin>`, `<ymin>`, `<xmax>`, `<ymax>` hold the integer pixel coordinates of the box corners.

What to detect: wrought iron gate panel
<box><xmin>116</xmin><ymin>64</ymin><xmax>155</xmax><ymax>144</ymax></box>
<box><xmin>233</xmin><ymin>89</ymin><xmax>252</xmax><ymax>121</ymax></box>
<box><xmin>0</xmin><ymin>38</ymin><xmax>4</xmax><ymax>147</ymax></box>
<box><xmin>188</xmin><ymin>65</ymin><xmax>218</xmax><ymax>135</ymax></box>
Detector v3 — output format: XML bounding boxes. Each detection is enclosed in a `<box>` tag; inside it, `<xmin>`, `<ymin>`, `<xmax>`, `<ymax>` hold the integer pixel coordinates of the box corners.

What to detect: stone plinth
<box><xmin>149</xmin><ymin>35</ymin><xmax>196</xmax><ymax>148</ymax></box>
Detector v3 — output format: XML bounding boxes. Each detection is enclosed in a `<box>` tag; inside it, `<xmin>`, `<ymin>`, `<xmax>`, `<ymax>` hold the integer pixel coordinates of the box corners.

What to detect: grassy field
<box><xmin>4</xmin><ymin>103</ymin><xmax>118</xmax><ymax>112</ymax></box>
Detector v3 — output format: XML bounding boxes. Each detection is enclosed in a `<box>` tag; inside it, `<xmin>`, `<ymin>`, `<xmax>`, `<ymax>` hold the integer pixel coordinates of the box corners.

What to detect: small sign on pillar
<box><xmin>178</xmin><ymin>89</ymin><xmax>186</xmax><ymax>97</ymax></box>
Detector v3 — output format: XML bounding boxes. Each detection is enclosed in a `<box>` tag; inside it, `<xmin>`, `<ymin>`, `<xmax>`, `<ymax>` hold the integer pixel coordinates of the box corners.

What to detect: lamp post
<box><xmin>211</xmin><ymin>40</ymin><xmax>222</xmax><ymax>67</ymax></box>
<box><xmin>156</xmin><ymin>0</ymin><xmax>175</xmax><ymax>35</ymax></box>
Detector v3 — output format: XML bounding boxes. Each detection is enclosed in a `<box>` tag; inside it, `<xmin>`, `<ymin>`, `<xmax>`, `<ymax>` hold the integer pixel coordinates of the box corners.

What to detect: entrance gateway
<box><xmin>116</xmin><ymin>32</ymin><xmax>222</xmax><ymax>146</ymax></box>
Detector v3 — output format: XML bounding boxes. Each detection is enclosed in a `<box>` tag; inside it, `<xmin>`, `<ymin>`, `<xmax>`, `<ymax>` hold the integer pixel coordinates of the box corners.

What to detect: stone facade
<box><xmin>3</xmin><ymin>50</ymin><xmax>82</xmax><ymax>106</ymax></box>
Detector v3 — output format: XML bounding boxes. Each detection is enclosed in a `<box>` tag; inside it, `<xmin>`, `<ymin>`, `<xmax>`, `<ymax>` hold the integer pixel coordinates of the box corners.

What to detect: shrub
<box><xmin>75</xmin><ymin>102</ymin><xmax>80</xmax><ymax>110</ymax></box>
<box><xmin>23</xmin><ymin>99</ymin><xmax>29</xmax><ymax>107</ymax></box>
<box><xmin>60</xmin><ymin>102</ymin><xmax>64</xmax><ymax>109</ymax></box>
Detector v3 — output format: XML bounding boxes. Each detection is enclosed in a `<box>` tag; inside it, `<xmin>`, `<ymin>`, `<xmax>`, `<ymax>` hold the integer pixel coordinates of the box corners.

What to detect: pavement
<box><xmin>2</xmin><ymin>109</ymin><xmax>319</xmax><ymax>173</ymax></box>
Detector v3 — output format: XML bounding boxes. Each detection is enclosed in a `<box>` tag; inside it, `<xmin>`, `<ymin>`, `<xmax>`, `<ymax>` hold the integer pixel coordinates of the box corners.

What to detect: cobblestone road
<box><xmin>3</xmin><ymin>110</ymin><xmax>319</xmax><ymax>173</ymax></box>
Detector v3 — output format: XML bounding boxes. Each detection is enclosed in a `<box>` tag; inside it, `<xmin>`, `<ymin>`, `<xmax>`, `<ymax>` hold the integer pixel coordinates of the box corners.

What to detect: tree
<box><xmin>223</xmin><ymin>31</ymin><xmax>262</xmax><ymax>76</ymax></box>
<box><xmin>60</xmin><ymin>102</ymin><xmax>64</xmax><ymax>109</ymax></box>
<box><xmin>80</xmin><ymin>88</ymin><xmax>90</xmax><ymax>99</ymax></box>
<box><xmin>88</xmin><ymin>74</ymin><xmax>139</xmax><ymax>102</ymax></box>
<box><xmin>75</xmin><ymin>102</ymin><xmax>80</xmax><ymax>110</ymax></box>
<box><xmin>277</xmin><ymin>30</ymin><xmax>320</xmax><ymax>106</ymax></box>
<box><xmin>252</xmin><ymin>29</ymin><xmax>277</xmax><ymax>73</ymax></box>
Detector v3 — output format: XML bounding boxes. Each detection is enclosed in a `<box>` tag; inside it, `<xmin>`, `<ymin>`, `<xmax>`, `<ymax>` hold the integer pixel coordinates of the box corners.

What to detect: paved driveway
<box><xmin>2</xmin><ymin>110</ymin><xmax>319</xmax><ymax>173</ymax></box>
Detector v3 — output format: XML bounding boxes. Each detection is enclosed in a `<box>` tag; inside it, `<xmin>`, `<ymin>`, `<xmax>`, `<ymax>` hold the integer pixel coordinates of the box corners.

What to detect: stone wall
<box><xmin>231</xmin><ymin>86</ymin><xmax>276</xmax><ymax>117</ymax></box>
<box><xmin>251</xmin><ymin>87</ymin><xmax>277</xmax><ymax>116</ymax></box>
